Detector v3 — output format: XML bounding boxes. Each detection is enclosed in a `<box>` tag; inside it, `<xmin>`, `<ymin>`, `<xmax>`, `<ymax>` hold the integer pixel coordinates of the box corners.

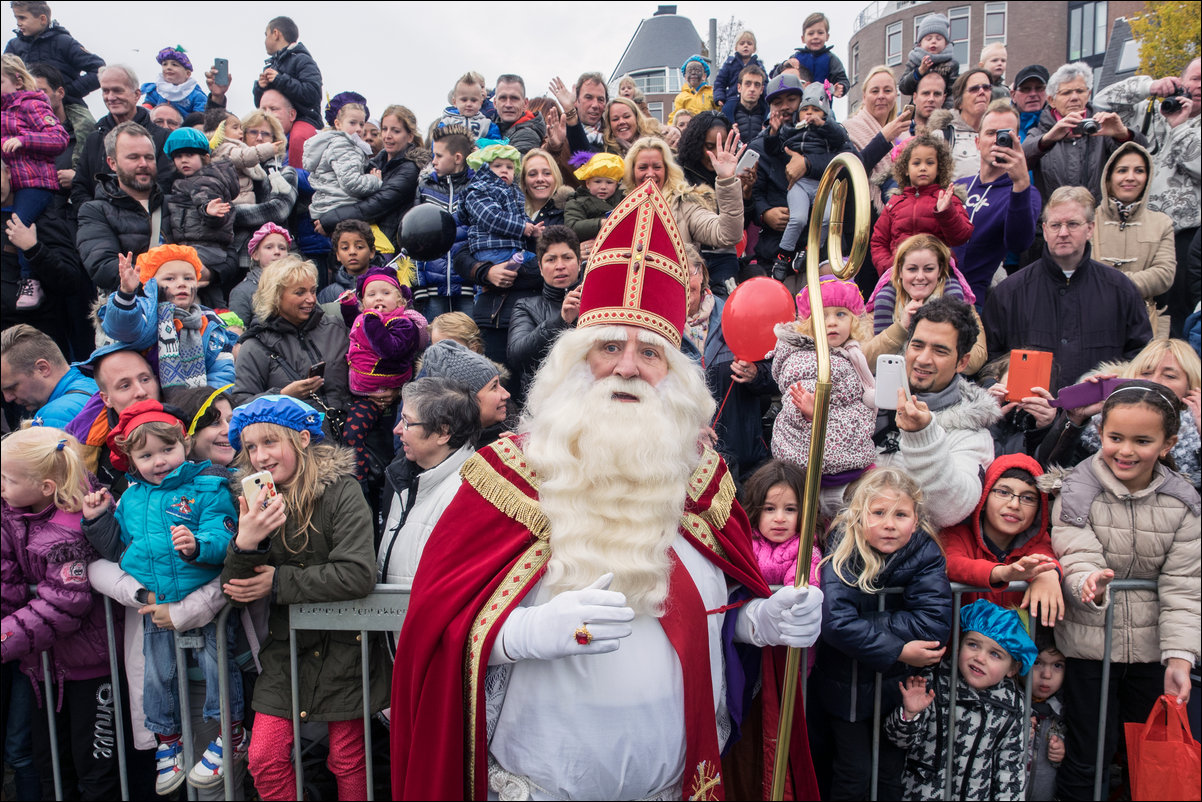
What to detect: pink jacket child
<box><xmin>1</xmin><ymin>88</ymin><xmax>68</xmax><ymax>192</ymax></box>
<box><xmin>346</xmin><ymin>265</ymin><xmax>429</xmax><ymax>395</ymax></box>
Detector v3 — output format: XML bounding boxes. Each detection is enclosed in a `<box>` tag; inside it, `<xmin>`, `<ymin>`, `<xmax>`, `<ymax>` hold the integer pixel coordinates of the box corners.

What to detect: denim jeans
<box><xmin>417</xmin><ymin>293</ymin><xmax>474</xmax><ymax>323</ymax></box>
<box><xmin>142</xmin><ymin>617</ymin><xmax>244</xmax><ymax>735</ymax></box>
<box><xmin>473</xmin><ymin>247</ymin><xmax>536</xmax><ymax>269</ymax></box>
<box><xmin>11</xmin><ymin>188</ymin><xmax>54</xmax><ymax>278</ymax></box>
<box><xmin>2</xmin><ymin>662</ymin><xmax>40</xmax><ymax>799</ymax></box>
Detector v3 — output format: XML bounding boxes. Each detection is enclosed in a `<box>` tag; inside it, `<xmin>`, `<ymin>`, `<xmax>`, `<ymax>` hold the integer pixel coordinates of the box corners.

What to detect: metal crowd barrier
<box><xmin>286</xmin><ymin>582</ymin><xmax>412</xmax><ymax>801</ymax></box>
<box><xmin>30</xmin><ymin>578</ymin><xmax>1189</xmax><ymax>802</ymax></box>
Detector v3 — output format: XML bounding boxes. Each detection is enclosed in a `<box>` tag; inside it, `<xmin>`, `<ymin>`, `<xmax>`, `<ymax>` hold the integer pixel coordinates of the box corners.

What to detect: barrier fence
<box><xmin>23</xmin><ymin>579</ymin><xmax>1196</xmax><ymax>801</ymax></box>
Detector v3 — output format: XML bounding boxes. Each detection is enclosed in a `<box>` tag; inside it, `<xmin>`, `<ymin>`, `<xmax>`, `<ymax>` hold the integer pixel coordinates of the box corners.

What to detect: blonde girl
<box><xmin>1</xmin><ymin>428</ymin><xmax>121</xmax><ymax>798</ymax></box>
<box><xmin>809</xmin><ymin>467</ymin><xmax>952</xmax><ymax>799</ymax></box>
<box><xmin>222</xmin><ymin>395</ymin><xmax>387</xmax><ymax>801</ymax></box>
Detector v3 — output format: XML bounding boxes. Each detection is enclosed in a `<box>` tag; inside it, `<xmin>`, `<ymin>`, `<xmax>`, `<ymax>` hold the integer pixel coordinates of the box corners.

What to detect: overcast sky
<box><xmin>4</xmin><ymin>1</ymin><xmax>863</xmax><ymax>128</ymax></box>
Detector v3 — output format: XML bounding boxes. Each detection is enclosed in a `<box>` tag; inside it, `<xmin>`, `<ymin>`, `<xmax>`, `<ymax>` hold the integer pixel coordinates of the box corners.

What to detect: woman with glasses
<box><xmin>940</xmin><ymin>453</ymin><xmax>1064</xmax><ymax>627</ymax></box>
<box><xmin>926</xmin><ymin>67</ymin><xmax>995</xmax><ymax>181</ymax></box>
<box><xmin>1023</xmin><ymin>61</ymin><xmax>1147</xmax><ymax>206</ymax></box>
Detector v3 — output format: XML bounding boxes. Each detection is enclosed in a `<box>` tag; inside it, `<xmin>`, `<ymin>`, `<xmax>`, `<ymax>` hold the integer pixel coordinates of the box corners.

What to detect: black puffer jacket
<box><xmin>3</xmin><ymin>21</ymin><xmax>104</xmax><ymax>104</ymax></box>
<box><xmin>252</xmin><ymin>42</ymin><xmax>323</xmax><ymax>129</ymax></box>
<box><xmin>70</xmin><ymin>107</ymin><xmax>172</xmax><ymax>213</ymax></box>
<box><xmin>233</xmin><ymin>308</ymin><xmax>352</xmax><ymax>412</ymax></box>
<box><xmin>164</xmin><ymin>161</ymin><xmax>240</xmax><ymax>294</ymax></box>
<box><xmin>812</xmin><ymin>525</ymin><xmax>953</xmax><ymax>722</ymax></box>
<box><xmin>317</xmin><ymin>145</ymin><xmax>429</xmax><ymax>248</ymax></box>
<box><xmin>74</xmin><ymin>173</ymin><xmax>167</xmax><ymax>293</ymax></box>
<box><xmin>507</xmin><ymin>283</ymin><xmax>575</xmax><ymax>395</ymax></box>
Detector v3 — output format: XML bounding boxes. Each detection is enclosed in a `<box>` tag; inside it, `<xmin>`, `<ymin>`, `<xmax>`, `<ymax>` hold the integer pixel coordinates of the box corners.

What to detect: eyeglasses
<box><xmin>397</xmin><ymin>418</ymin><xmax>426</xmax><ymax>432</ymax></box>
<box><xmin>990</xmin><ymin>487</ymin><xmax>1040</xmax><ymax>507</ymax></box>
<box><xmin>1044</xmin><ymin>220</ymin><xmax>1087</xmax><ymax>232</ymax></box>
<box><xmin>966</xmin><ymin>84</ymin><xmax>993</xmax><ymax>94</ymax></box>
<box><xmin>245</xmin><ymin>129</ymin><xmax>274</xmax><ymax>139</ymax></box>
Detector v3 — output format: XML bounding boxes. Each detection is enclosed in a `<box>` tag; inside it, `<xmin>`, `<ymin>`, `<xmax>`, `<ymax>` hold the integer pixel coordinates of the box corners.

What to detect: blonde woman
<box><xmin>602</xmin><ymin>97</ymin><xmax>663</xmax><ymax>156</ymax></box>
<box><xmin>623</xmin><ymin>135</ymin><xmax>744</xmax><ymax>252</ymax></box>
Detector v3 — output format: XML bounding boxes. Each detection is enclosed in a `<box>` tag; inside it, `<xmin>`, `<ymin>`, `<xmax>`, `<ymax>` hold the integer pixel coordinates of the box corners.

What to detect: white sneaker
<box><xmin>187</xmin><ymin>734</ymin><xmax>245</xmax><ymax>789</ymax></box>
<box><xmin>155</xmin><ymin>741</ymin><xmax>186</xmax><ymax>795</ymax></box>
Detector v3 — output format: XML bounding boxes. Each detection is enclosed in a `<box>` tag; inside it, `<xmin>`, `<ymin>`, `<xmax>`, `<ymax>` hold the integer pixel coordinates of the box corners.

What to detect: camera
<box><xmin>1160</xmin><ymin>86</ymin><xmax>1187</xmax><ymax>115</ymax></box>
<box><xmin>1076</xmin><ymin>118</ymin><xmax>1100</xmax><ymax>135</ymax></box>
<box><xmin>995</xmin><ymin>129</ymin><xmax>1014</xmax><ymax>150</ymax></box>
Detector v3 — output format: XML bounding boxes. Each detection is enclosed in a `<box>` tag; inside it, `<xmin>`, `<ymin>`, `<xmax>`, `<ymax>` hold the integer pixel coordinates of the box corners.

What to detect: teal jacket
<box><xmin>83</xmin><ymin>461</ymin><xmax>236</xmax><ymax>603</ymax></box>
<box><xmin>33</xmin><ymin>368</ymin><xmax>97</xmax><ymax>428</ymax></box>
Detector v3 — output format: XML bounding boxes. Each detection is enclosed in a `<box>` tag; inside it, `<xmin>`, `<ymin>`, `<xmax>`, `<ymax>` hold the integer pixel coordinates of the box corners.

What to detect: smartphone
<box><xmin>1006</xmin><ymin>349</ymin><xmax>1053</xmax><ymax>402</ymax></box>
<box><xmin>735</xmin><ymin>148</ymin><xmax>760</xmax><ymax>176</ymax></box>
<box><xmin>212</xmin><ymin>58</ymin><xmax>230</xmax><ymax>88</ymax></box>
<box><xmin>240</xmin><ymin>471</ymin><xmax>277</xmax><ymax>507</ymax></box>
<box><xmin>1050</xmin><ymin>377</ymin><xmax>1126</xmax><ymax>409</ymax></box>
<box><xmin>875</xmin><ymin>354</ymin><xmax>910</xmax><ymax>410</ymax></box>
<box><xmin>902</xmin><ymin>104</ymin><xmax>917</xmax><ymax>135</ymax></box>
<box><xmin>307</xmin><ymin>362</ymin><xmax>326</xmax><ymax>378</ymax></box>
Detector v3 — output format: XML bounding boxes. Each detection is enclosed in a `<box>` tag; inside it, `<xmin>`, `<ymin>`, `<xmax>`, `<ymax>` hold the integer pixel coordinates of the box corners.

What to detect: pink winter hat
<box><xmin>796</xmin><ymin>276</ymin><xmax>865</xmax><ymax>318</ymax></box>
<box><xmin>247</xmin><ymin>222</ymin><xmax>293</xmax><ymax>257</ymax></box>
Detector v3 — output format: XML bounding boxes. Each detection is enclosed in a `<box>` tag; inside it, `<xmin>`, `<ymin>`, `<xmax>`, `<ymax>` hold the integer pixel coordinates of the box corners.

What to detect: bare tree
<box><xmin>715</xmin><ymin>16</ymin><xmax>746</xmax><ymax>65</ymax></box>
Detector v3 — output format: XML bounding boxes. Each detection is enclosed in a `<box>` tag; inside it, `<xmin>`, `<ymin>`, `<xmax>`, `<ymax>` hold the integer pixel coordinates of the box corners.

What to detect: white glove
<box><xmin>735</xmin><ymin>585</ymin><xmax>824</xmax><ymax>648</ymax></box>
<box><xmin>490</xmin><ymin>573</ymin><xmax>635</xmax><ymax>665</ymax></box>
<box><xmin>267</xmin><ymin>169</ymin><xmax>292</xmax><ymax>195</ymax></box>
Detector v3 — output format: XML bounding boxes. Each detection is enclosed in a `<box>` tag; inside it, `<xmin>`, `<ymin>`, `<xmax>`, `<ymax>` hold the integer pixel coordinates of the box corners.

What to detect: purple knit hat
<box><xmin>357</xmin><ymin>265</ymin><xmax>413</xmax><ymax>304</ymax></box>
<box><xmin>325</xmin><ymin>92</ymin><xmax>370</xmax><ymax>128</ymax></box>
<box><xmin>796</xmin><ymin>276</ymin><xmax>865</xmax><ymax>318</ymax></box>
<box><xmin>156</xmin><ymin>46</ymin><xmax>193</xmax><ymax>72</ymax></box>
<box><xmin>247</xmin><ymin>222</ymin><xmax>293</xmax><ymax>257</ymax></box>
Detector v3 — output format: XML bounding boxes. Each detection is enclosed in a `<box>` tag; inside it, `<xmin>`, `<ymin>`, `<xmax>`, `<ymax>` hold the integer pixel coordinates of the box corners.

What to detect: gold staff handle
<box><xmin>769</xmin><ymin>152</ymin><xmax>871</xmax><ymax>800</ymax></box>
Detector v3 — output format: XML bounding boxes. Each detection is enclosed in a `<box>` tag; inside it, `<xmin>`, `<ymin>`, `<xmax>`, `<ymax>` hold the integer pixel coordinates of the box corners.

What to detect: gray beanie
<box><xmin>917</xmin><ymin>13</ymin><xmax>951</xmax><ymax>45</ymax></box>
<box><xmin>419</xmin><ymin>340</ymin><xmax>498</xmax><ymax>394</ymax></box>
<box><xmin>800</xmin><ymin>83</ymin><xmax>831</xmax><ymax>118</ymax></box>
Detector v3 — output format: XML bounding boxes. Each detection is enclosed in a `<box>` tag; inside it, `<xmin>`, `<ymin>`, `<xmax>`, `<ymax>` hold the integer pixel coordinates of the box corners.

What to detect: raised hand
<box><xmin>117</xmin><ymin>252</ymin><xmax>140</xmax><ymax>294</ymax></box>
<box><xmin>82</xmin><ymin>488</ymin><xmax>113</xmax><ymax>519</ymax></box>
<box><xmin>899</xmin><ymin>675</ymin><xmax>936</xmax><ymax>717</ymax></box>
<box><xmin>547</xmin><ymin>77</ymin><xmax>576</xmax><ymax>115</ymax></box>
<box><xmin>788</xmin><ymin>382</ymin><xmax>815</xmax><ymax>420</ymax></box>
<box><xmin>708</xmin><ymin>128</ymin><xmax>746</xmax><ymax>180</ymax></box>
<box><xmin>935</xmin><ymin>187</ymin><xmax>954</xmax><ymax>213</ymax></box>
<box><xmin>205</xmin><ymin>198</ymin><xmax>232</xmax><ymax>218</ymax></box>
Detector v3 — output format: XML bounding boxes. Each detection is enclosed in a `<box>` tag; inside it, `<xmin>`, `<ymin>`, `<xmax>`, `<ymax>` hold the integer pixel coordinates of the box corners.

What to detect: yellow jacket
<box><xmin>673</xmin><ymin>84</ymin><xmax>716</xmax><ymax>116</ymax></box>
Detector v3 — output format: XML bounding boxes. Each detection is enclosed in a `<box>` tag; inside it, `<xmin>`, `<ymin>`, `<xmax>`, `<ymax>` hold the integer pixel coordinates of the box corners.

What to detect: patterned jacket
<box><xmin>462</xmin><ymin>164</ymin><xmax>529</xmax><ymax>256</ymax></box>
<box><xmin>1</xmin><ymin>89</ymin><xmax>69</xmax><ymax>191</ymax></box>
<box><xmin>1094</xmin><ymin>74</ymin><xmax>1201</xmax><ymax>231</ymax></box>
<box><xmin>885</xmin><ymin>659</ymin><xmax>1027</xmax><ymax>800</ymax></box>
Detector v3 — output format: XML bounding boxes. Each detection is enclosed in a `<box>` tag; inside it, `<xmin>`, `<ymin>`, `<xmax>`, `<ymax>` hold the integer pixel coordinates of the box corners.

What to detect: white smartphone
<box><xmin>875</xmin><ymin>354</ymin><xmax>911</xmax><ymax>410</ymax></box>
<box><xmin>735</xmin><ymin>148</ymin><xmax>760</xmax><ymax>176</ymax></box>
<box><xmin>241</xmin><ymin>471</ymin><xmax>278</xmax><ymax>507</ymax></box>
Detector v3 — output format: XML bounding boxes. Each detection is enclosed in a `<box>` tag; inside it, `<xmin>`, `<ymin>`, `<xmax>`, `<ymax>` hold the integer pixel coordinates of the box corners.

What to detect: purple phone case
<box><xmin>1051</xmin><ymin>377</ymin><xmax>1127</xmax><ymax>409</ymax></box>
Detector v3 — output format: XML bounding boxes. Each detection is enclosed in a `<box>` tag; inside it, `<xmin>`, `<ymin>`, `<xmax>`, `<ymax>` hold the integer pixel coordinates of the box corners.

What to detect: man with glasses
<box><xmin>1010</xmin><ymin>64</ymin><xmax>1049</xmax><ymax>141</ymax></box>
<box><xmin>1023</xmin><ymin>61</ymin><xmax>1145</xmax><ymax>206</ymax></box>
<box><xmin>983</xmin><ymin>186</ymin><xmax>1151</xmax><ymax>392</ymax></box>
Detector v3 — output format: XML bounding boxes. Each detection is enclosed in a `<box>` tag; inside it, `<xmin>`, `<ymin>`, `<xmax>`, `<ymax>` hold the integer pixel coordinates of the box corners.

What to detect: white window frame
<box><xmin>851</xmin><ymin>42</ymin><xmax>860</xmax><ymax>85</ymax></box>
<box><xmin>630</xmin><ymin>69</ymin><xmax>668</xmax><ymax>96</ymax></box>
<box><xmin>949</xmin><ymin>6</ymin><xmax>972</xmax><ymax>69</ymax></box>
<box><xmin>886</xmin><ymin>21</ymin><xmax>904</xmax><ymax>66</ymax></box>
<box><xmin>647</xmin><ymin>102</ymin><xmax>664</xmax><ymax>123</ymax></box>
<box><xmin>984</xmin><ymin>2</ymin><xmax>1007</xmax><ymax>46</ymax></box>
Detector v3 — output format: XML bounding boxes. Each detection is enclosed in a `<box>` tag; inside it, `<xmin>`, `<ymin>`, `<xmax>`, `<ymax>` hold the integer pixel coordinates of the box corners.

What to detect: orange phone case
<box><xmin>1006</xmin><ymin>349</ymin><xmax>1054</xmax><ymax>402</ymax></box>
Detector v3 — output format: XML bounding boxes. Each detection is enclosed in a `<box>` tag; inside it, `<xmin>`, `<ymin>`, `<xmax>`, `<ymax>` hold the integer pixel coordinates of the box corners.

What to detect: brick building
<box><xmin>846</xmin><ymin>0</ymin><xmax>1145</xmax><ymax>111</ymax></box>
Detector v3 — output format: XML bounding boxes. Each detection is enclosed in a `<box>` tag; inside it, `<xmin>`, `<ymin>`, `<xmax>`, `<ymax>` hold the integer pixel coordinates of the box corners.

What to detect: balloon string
<box><xmin>712</xmin><ymin>381</ymin><xmax>736</xmax><ymax>427</ymax></box>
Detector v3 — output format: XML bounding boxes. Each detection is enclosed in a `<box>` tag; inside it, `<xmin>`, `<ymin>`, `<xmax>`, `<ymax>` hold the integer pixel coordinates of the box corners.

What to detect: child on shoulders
<box><xmin>673</xmin><ymin>55</ymin><xmax>716</xmax><ymax>117</ymax></box>
<box><xmin>162</xmin><ymin>127</ymin><xmax>240</xmax><ymax>288</ymax></box>
<box><xmin>437</xmin><ymin>71</ymin><xmax>500</xmax><ymax>144</ymax></box>
<box><xmin>886</xmin><ymin>599</ymin><xmax>1035</xmax><ymax>800</ymax></box>
<box><xmin>713</xmin><ymin>31</ymin><xmax>766</xmax><ymax>108</ymax></box>
<box><xmin>792</xmin><ymin>13</ymin><xmax>850</xmax><ymax>98</ymax></box>
<box><xmin>140</xmin><ymin>46</ymin><xmax>207</xmax><ymax>116</ymax></box>
<box><xmin>898</xmin><ymin>14</ymin><xmax>960</xmax><ymax>105</ymax></box>
<box><xmin>208</xmin><ymin>111</ymin><xmax>286</xmax><ymax>206</ymax></box>
<box><xmin>413</xmin><ymin>124</ymin><xmax>476</xmax><ymax>320</ymax></box>
<box><xmin>462</xmin><ymin>143</ymin><xmax>539</xmax><ymax>268</ymax></box>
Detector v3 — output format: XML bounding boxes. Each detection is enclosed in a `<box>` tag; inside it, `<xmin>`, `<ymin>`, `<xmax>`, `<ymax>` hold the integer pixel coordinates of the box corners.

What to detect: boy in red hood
<box><xmin>941</xmin><ymin>453</ymin><xmax>1064</xmax><ymax>627</ymax></box>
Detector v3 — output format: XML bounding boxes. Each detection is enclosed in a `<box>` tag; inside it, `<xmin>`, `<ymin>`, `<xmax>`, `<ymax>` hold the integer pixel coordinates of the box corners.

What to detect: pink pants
<box><xmin>248</xmin><ymin>712</ymin><xmax>367</xmax><ymax>801</ymax></box>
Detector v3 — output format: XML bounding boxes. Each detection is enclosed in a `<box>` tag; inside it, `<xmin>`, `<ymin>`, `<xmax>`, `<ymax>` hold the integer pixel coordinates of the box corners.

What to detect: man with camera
<box><xmin>1023</xmin><ymin>61</ymin><xmax>1146</xmax><ymax>207</ymax></box>
<box><xmin>1094</xmin><ymin>57</ymin><xmax>1200</xmax><ymax>336</ymax></box>
<box><xmin>953</xmin><ymin>101</ymin><xmax>1043</xmax><ymax>305</ymax></box>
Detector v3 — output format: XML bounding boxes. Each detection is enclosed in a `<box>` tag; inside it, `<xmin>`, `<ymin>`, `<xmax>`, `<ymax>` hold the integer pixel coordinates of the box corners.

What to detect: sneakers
<box><xmin>15</xmin><ymin>278</ymin><xmax>43</xmax><ymax>310</ymax></box>
<box><xmin>155</xmin><ymin>741</ymin><xmax>186</xmax><ymax>795</ymax></box>
<box><xmin>771</xmin><ymin>257</ymin><xmax>794</xmax><ymax>283</ymax></box>
<box><xmin>187</xmin><ymin>734</ymin><xmax>246</xmax><ymax>789</ymax></box>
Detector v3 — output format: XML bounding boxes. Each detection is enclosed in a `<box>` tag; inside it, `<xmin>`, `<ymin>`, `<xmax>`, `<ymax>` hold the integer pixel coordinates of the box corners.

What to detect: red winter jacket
<box><xmin>1</xmin><ymin>89</ymin><xmax>68</xmax><ymax>191</ymax></box>
<box><xmin>939</xmin><ymin>453</ymin><xmax>1061</xmax><ymax>607</ymax></box>
<box><xmin>870</xmin><ymin>183</ymin><xmax>974</xmax><ymax>275</ymax></box>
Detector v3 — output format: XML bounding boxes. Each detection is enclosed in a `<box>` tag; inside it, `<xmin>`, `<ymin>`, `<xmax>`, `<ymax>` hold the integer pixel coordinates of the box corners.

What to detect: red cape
<box><xmin>390</xmin><ymin>434</ymin><xmax>818</xmax><ymax>800</ymax></box>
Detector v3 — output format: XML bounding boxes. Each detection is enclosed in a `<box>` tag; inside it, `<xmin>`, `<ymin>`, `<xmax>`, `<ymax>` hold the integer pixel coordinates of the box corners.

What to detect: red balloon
<box><xmin>721</xmin><ymin>277</ymin><xmax>796</xmax><ymax>362</ymax></box>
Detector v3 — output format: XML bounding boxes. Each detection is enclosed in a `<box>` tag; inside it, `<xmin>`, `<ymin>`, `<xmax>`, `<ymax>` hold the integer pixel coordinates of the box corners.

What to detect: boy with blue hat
<box><xmin>886</xmin><ymin>600</ymin><xmax>1036</xmax><ymax>800</ymax></box>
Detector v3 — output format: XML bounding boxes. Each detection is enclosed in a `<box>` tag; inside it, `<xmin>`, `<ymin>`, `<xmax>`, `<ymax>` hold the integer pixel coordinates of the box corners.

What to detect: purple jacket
<box><xmin>347</xmin><ymin>307</ymin><xmax>427</xmax><ymax>394</ymax></box>
<box><xmin>0</xmin><ymin>89</ymin><xmax>69</xmax><ymax>191</ymax></box>
<box><xmin>953</xmin><ymin>172</ymin><xmax>1042</xmax><ymax>306</ymax></box>
<box><xmin>1</xmin><ymin>499</ymin><xmax>109</xmax><ymax>709</ymax></box>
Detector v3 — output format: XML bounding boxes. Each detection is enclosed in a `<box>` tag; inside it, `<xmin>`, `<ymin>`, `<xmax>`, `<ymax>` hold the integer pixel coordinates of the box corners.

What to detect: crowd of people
<box><xmin>2</xmin><ymin>3</ymin><xmax>1200</xmax><ymax>801</ymax></box>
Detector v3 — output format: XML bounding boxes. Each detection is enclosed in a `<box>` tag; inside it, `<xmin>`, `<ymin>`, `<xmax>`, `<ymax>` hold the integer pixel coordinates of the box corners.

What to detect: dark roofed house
<box><xmin>610</xmin><ymin>5</ymin><xmax>706</xmax><ymax>124</ymax></box>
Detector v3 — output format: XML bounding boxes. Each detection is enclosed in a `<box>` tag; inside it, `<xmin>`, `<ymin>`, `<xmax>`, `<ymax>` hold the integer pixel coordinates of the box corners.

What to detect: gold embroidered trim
<box><xmin>577</xmin><ymin>306</ymin><xmax>682</xmax><ymax>348</ymax></box>
<box><xmin>688</xmin><ymin>759</ymin><xmax>722</xmax><ymax>801</ymax></box>
<box><xmin>459</xmin><ymin>453</ymin><xmax>550</xmax><ymax>541</ymax></box>
<box><xmin>464</xmin><ymin>543</ymin><xmax>550</xmax><ymax>800</ymax></box>
<box><xmin>688</xmin><ymin>448</ymin><xmax>736</xmax><ymax>529</ymax></box>
<box><xmin>682</xmin><ymin>512</ymin><xmax>728</xmax><ymax>561</ymax></box>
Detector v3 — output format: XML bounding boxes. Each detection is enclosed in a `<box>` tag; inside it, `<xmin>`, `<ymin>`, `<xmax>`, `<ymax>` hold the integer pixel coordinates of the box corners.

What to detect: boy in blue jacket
<box><xmin>413</xmin><ymin>124</ymin><xmax>476</xmax><ymax>320</ymax></box>
<box><xmin>792</xmin><ymin>13</ymin><xmax>850</xmax><ymax>98</ymax></box>
<box><xmin>713</xmin><ymin>30</ymin><xmax>767</xmax><ymax>108</ymax></box>
<box><xmin>80</xmin><ymin>400</ymin><xmax>245</xmax><ymax>794</ymax></box>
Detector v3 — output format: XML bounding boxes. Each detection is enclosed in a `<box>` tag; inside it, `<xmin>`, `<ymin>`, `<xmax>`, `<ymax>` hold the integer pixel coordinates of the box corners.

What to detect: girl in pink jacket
<box><xmin>1</xmin><ymin>55</ymin><xmax>68</xmax><ymax>309</ymax></box>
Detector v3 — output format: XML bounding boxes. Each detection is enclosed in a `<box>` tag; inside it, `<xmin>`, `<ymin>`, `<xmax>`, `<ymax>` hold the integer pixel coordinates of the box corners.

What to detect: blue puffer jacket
<box><xmin>412</xmin><ymin>165</ymin><xmax>473</xmax><ymax>302</ymax></box>
<box><xmin>85</xmin><ymin>461</ymin><xmax>237</xmax><ymax>604</ymax></box>
<box><xmin>812</xmin><ymin>524</ymin><xmax>953</xmax><ymax>722</ymax></box>
<box><xmin>713</xmin><ymin>53</ymin><xmax>767</xmax><ymax>107</ymax></box>
<box><xmin>98</xmin><ymin>279</ymin><xmax>237</xmax><ymax>389</ymax></box>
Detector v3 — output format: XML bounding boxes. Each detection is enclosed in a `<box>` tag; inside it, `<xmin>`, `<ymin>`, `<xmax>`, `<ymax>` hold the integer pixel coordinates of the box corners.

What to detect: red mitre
<box><xmin>577</xmin><ymin>179</ymin><xmax>688</xmax><ymax>348</ymax></box>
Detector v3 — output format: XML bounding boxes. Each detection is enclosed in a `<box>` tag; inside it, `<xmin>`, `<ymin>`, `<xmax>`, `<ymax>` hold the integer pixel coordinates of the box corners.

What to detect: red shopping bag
<box><xmin>1124</xmin><ymin>694</ymin><xmax>1201</xmax><ymax>801</ymax></box>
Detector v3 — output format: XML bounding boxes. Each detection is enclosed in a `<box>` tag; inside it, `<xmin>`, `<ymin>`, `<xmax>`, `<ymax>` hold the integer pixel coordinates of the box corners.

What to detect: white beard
<box><xmin>521</xmin><ymin>327</ymin><xmax>715</xmax><ymax>617</ymax></box>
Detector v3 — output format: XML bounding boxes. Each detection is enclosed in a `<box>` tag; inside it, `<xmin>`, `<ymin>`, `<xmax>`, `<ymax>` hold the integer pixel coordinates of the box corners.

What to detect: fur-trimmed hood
<box><xmin>933</xmin><ymin>375</ymin><xmax>1003</xmax><ymax>432</ymax></box>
